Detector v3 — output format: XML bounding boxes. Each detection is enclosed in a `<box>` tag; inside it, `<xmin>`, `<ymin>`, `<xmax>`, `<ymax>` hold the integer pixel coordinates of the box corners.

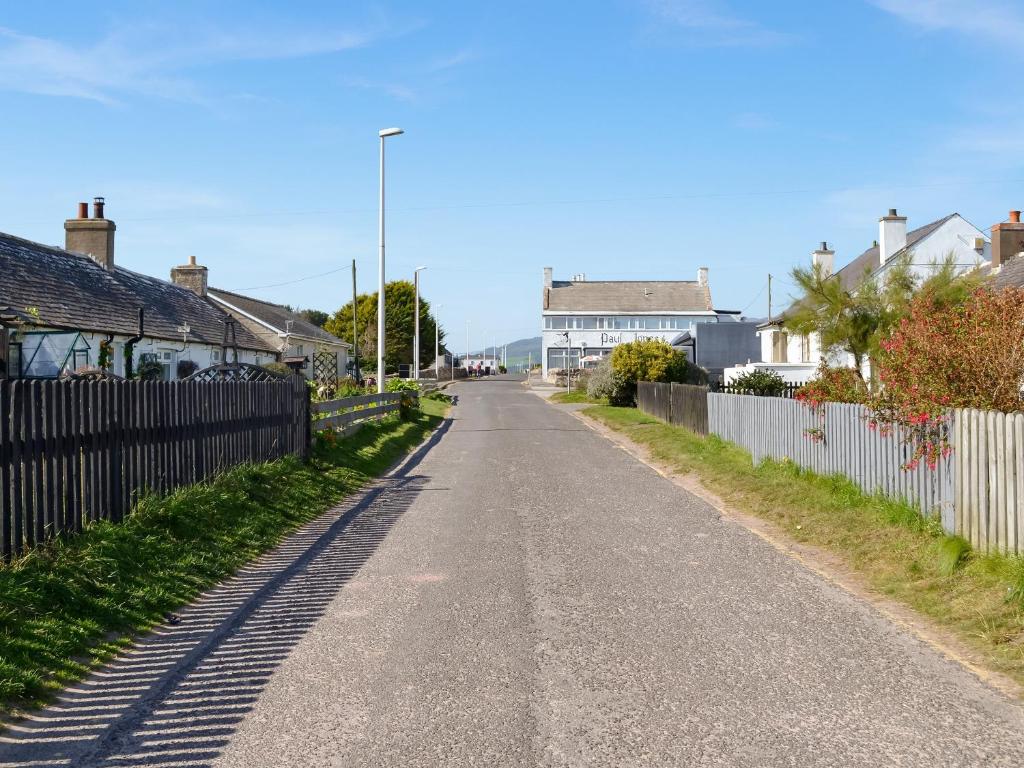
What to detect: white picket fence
<box><xmin>708</xmin><ymin>393</ymin><xmax>957</xmax><ymax>533</ymax></box>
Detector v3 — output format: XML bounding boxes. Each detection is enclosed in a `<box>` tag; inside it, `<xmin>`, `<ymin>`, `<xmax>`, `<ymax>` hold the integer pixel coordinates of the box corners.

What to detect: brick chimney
<box><xmin>991</xmin><ymin>210</ymin><xmax>1024</xmax><ymax>270</ymax></box>
<box><xmin>812</xmin><ymin>241</ymin><xmax>835</xmax><ymax>277</ymax></box>
<box><xmin>65</xmin><ymin>197</ymin><xmax>115</xmax><ymax>270</ymax></box>
<box><xmin>171</xmin><ymin>255</ymin><xmax>209</xmax><ymax>296</ymax></box>
<box><xmin>879</xmin><ymin>208</ymin><xmax>907</xmax><ymax>265</ymax></box>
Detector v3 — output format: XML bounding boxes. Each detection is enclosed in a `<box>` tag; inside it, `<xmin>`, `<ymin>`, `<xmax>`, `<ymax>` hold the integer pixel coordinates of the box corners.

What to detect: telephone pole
<box><xmin>351</xmin><ymin>259</ymin><xmax>359</xmax><ymax>383</ymax></box>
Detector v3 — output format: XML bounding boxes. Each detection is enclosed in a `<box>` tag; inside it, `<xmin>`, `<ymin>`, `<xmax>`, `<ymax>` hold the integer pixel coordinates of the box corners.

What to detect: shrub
<box><xmin>136</xmin><ymin>358</ymin><xmax>165</xmax><ymax>382</ymax></box>
<box><xmin>609</xmin><ymin>339</ymin><xmax>690</xmax><ymax>405</ymax></box>
<box><xmin>795</xmin><ymin>363</ymin><xmax>867</xmax><ymax>405</ymax></box>
<box><xmin>385</xmin><ymin>378</ymin><xmax>420</xmax><ymax>393</ymax></box>
<box><xmin>587</xmin><ymin>357</ymin><xmax>633</xmax><ymax>406</ymax></box>
<box><xmin>731</xmin><ymin>369</ymin><xmax>788</xmax><ymax>397</ymax></box>
<box><xmin>867</xmin><ymin>286</ymin><xmax>1024</xmax><ymax>469</ymax></box>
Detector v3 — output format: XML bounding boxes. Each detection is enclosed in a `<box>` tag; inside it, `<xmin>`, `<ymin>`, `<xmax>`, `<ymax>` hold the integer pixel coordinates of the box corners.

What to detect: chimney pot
<box><xmin>66</xmin><ymin>200</ymin><xmax>115</xmax><ymax>270</ymax></box>
<box><xmin>888</xmin><ymin>208</ymin><xmax>898</xmax><ymax>217</ymax></box>
<box><xmin>820</xmin><ymin>241</ymin><xmax>828</xmax><ymax>251</ymax></box>
<box><xmin>189</xmin><ymin>255</ymin><xmax>197</xmax><ymax>266</ymax></box>
<box><xmin>1011</xmin><ymin>210</ymin><xmax>1021</xmax><ymax>224</ymax></box>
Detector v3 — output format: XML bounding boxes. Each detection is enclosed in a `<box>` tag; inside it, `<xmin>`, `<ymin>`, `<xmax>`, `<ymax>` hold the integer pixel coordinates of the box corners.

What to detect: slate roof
<box><xmin>545</xmin><ymin>280</ymin><xmax>713</xmax><ymax>313</ymax></box>
<box><xmin>992</xmin><ymin>255</ymin><xmax>1024</xmax><ymax>290</ymax></box>
<box><xmin>0</xmin><ymin>231</ymin><xmax>274</xmax><ymax>351</ymax></box>
<box><xmin>208</xmin><ymin>288</ymin><xmax>348</xmax><ymax>347</ymax></box>
<box><xmin>765</xmin><ymin>214</ymin><xmax>958</xmax><ymax>327</ymax></box>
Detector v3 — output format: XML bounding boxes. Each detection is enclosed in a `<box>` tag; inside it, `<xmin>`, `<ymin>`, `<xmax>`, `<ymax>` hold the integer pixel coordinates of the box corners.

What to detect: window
<box><xmin>547</xmin><ymin>316</ymin><xmax>566</xmax><ymax>330</ymax></box>
<box><xmin>800</xmin><ymin>334</ymin><xmax>812</xmax><ymax>363</ymax></box>
<box><xmin>772</xmin><ymin>332</ymin><xmax>789</xmax><ymax>363</ymax></box>
<box><xmin>212</xmin><ymin>349</ymin><xmax>222</xmax><ymax>363</ymax></box>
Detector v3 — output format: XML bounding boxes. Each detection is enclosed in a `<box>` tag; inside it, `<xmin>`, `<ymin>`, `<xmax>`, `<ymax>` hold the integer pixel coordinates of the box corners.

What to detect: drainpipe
<box><xmin>124</xmin><ymin>309</ymin><xmax>145</xmax><ymax>379</ymax></box>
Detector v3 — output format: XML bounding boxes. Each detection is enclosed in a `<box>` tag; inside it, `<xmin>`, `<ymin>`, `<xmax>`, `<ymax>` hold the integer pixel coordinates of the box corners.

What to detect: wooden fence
<box><xmin>954</xmin><ymin>409</ymin><xmax>1024</xmax><ymax>554</ymax></box>
<box><xmin>637</xmin><ymin>382</ymin><xmax>709</xmax><ymax>436</ymax></box>
<box><xmin>310</xmin><ymin>392</ymin><xmax>406</xmax><ymax>433</ymax></box>
<box><xmin>0</xmin><ymin>378</ymin><xmax>309</xmax><ymax>560</ymax></box>
<box><xmin>708</xmin><ymin>393</ymin><xmax>958</xmax><ymax>536</ymax></box>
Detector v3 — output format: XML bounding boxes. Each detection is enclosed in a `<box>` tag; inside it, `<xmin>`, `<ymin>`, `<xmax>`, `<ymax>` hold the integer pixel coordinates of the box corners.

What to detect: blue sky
<box><xmin>1</xmin><ymin>0</ymin><xmax>1021</xmax><ymax>349</ymax></box>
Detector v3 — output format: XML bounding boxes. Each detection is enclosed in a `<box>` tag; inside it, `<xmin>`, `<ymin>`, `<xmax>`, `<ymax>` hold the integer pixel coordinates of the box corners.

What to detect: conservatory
<box><xmin>10</xmin><ymin>331</ymin><xmax>91</xmax><ymax>379</ymax></box>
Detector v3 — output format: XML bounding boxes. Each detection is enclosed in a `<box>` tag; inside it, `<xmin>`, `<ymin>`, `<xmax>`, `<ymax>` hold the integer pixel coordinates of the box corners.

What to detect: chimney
<box><xmin>65</xmin><ymin>197</ymin><xmax>115</xmax><ymax>270</ymax></box>
<box><xmin>878</xmin><ymin>208</ymin><xmax>907</xmax><ymax>265</ymax></box>
<box><xmin>991</xmin><ymin>210</ymin><xmax>1024</xmax><ymax>270</ymax></box>
<box><xmin>697</xmin><ymin>266</ymin><xmax>709</xmax><ymax>287</ymax></box>
<box><xmin>171</xmin><ymin>255</ymin><xmax>209</xmax><ymax>296</ymax></box>
<box><xmin>812</xmin><ymin>241</ymin><xmax>835</xmax><ymax>277</ymax></box>
<box><xmin>543</xmin><ymin>267</ymin><xmax>553</xmax><ymax>288</ymax></box>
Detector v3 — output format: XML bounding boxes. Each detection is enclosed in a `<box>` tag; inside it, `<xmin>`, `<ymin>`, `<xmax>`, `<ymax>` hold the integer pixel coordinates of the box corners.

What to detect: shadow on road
<box><xmin>0</xmin><ymin>420</ymin><xmax>451</xmax><ymax>768</ymax></box>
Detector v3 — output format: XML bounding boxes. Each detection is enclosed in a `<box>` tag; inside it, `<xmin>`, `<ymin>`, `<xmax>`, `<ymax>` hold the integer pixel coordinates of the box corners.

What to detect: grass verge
<box><xmin>549</xmin><ymin>390</ymin><xmax>606</xmax><ymax>405</ymax></box>
<box><xmin>0</xmin><ymin>399</ymin><xmax>448</xmax><ymax>718</ymax></box>
<box><xmin>584</xmin><ymin>404</ymin><xmax>1024</xmax><ymax>689</ymax></box>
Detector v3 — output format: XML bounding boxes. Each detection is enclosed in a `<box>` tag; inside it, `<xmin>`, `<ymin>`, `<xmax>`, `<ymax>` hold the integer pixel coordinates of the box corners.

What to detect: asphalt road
<box><xmin>3</xmin><ymin>377</ymin><xmax>1024</xmax><ymax>767</ymax></box>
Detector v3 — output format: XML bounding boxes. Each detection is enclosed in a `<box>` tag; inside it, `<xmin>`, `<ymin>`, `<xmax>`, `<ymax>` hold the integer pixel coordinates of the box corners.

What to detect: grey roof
<box><xmin>208</xmin><ymin>288</ymin><xmax>348</xmax><ymax>347</ymax></box>
<box><xmin>0</xmin><ymin>231</ymin><xmax>275</xmax><ymax>351</ymax></box>
<box><xmin>545</xmin><ymin>280</ymin><xmax>712</xmax><ymax>313</ymax></box>
<box><xmin>767</xmin><ymin>214</ymin><xmax>957</xmax><ymax>326</ymax></box>
<box><xmin>992</xmin><ymin>256</ymin><xmax>1024</xmax><ymax>289</ymax></box>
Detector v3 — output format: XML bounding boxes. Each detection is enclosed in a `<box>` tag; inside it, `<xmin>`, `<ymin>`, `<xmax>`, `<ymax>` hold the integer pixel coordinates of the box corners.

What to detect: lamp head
<box><xmin>379</xmin><ymin>127</ymin><xmax>404</xmax><ymax>137</ymax></box>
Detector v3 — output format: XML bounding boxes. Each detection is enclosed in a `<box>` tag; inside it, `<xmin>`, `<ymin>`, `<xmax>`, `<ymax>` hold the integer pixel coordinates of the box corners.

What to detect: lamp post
<box><xmin>377</xmin><ymin>126</ymin><xmax>404</xmax><ymax>393</ymax></box>
<box><xmin>414</xmin><ymin>265</ymin><xmax>426</xmax><ymax>380</ymax></box>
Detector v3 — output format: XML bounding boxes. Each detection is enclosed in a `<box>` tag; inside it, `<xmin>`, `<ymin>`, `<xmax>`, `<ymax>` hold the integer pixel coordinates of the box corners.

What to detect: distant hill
<box><xmin>470</xmin><ymin>336</ymin><xmax>541</xmax><ymax>367</ymax></box>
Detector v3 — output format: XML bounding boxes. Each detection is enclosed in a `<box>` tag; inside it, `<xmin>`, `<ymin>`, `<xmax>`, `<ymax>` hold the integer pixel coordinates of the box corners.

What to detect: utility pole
<box><xmin>351</xmin><ymin>259</ymin><xmax>359</xmax><ymax>383</ymax></box>
<box><xmin>767</xmin><ymin>273</ymin><xmax>773</xmax><ymax>324</ymax></box>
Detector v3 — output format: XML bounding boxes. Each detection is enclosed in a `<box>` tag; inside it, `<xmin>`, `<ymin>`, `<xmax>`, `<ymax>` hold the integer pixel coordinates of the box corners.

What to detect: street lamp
<box><xmin>377</xmin><ymin>126</ymin><xmax>404</xmax><ymax>393</ymax></box>
<box><xmin>414</xmin><ymin>265</ymin><xmax>426</xmax><ymax>380</ymax></box>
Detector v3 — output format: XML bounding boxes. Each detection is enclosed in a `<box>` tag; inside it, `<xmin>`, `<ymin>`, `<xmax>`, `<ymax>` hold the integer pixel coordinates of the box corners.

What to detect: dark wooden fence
<box><xmin>0</xmin><ymin>378</ymin><xmax>309</xmax><ymax>560</ymax></box>
<box><xmin>637</xmin><ymin>381</ymin><xmax>709</xmax><ymax>436</ymax></box>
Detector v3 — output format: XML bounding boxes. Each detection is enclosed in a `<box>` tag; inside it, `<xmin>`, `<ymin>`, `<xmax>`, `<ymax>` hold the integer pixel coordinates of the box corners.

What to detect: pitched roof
<box><xmin>0</xmin><ymin>231</ymin><xmax>274</xmax><ymax>351</ymax></box>
<box><xmin>545</xmin><ymin>280</ymin><xmax>713</xmax><ymax>313</ymax></box>
<box><xmin>208</xmin><ymin>288</ymin><xmax>348</xmax><ymax>347</ymax></box>
<box><xmin>831</xmin><ymin>214</ymin><xmax>956</xmax><ymax>292</ymax></box>
<box><xmin>767</xmin><ymin>214</ymin><xmax>958</xmax><ymax>327</ymax></box>
<box><xmin>992</xmin><ymin>255</ymin><xmax>1024</xmax><ymax>290</ymax></box>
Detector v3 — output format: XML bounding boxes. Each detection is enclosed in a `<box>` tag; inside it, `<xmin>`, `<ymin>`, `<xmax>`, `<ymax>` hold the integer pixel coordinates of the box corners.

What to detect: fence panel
<box><xmin>708</xmin><ymin>393</ymin><xmax>955</xmax><ymax>529</ymax></box>
<box><xmin>310</xmin><ymin>392</ymin><xmax>404</xmax><ymax>432</ymax></box>
<box><xmin>0</xmin><ymin>377</ymin><xmax>310</xmax><ymax>560</ymax></box>
<box><xmin>668</xmin><ymin>383</ymin><xmax>709</xmax><ymax>436</ymax></box>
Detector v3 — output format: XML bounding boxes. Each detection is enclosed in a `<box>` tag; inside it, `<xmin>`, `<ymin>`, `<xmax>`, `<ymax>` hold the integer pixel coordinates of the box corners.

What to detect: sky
<box><xmin>1</xmin><ymin>0</ymin><xmax>1022</xmax><ymax>350</ymax></box>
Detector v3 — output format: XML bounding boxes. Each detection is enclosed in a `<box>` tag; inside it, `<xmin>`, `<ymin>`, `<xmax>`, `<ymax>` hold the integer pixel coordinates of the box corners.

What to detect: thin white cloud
<box><xmin>0</xmin><ymin>21</ymin><xmax>377</xmax><ymax>105</ymax></box>
<box><xmin>641</xmin><ymin>0</ymin><xmax>793</xmax><ymax>46</ymax></box>
<box><xmin>429</xmin><ymin>48</ymin><xmax>478</xmax><ymax>72</ymax></box>
<box><xmin>869</xmin><ymin>0</ymin><xmax>1024</xmax><ymax>46</ymax></box>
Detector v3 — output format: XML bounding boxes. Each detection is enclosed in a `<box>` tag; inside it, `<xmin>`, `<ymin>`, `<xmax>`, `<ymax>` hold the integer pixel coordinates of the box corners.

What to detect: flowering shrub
<box><xmin>610</xmin><ymin>339</ymin><xmax>691</xmax><ymax>405</ymax></box>
<box><xmin>794</xmin><ymin>364</ymin><xmax>868</xmax><ymax>444</ymax></box>
<box><xmin>868</xmin><ymin>286</ymin><xmax>1024</xmax><ymax>469</ymax></box>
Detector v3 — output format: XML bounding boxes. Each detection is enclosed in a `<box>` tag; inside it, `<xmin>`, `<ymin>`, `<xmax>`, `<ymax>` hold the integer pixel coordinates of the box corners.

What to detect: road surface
<box><xmin>2</xmin><ymin>377</ymin><xmax>1023</xmax><ymax>767</ymax></box>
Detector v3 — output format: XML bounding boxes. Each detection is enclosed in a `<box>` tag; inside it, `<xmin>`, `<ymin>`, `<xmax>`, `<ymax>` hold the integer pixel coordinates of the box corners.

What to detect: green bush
<box><xmin>608</xmin><ymin>339</ymin><xmax>691</xmax><ymax>405</ymax></box>
<box><xmin>587</xmin><ymin>357</ymin><xmax>633</xmax><ymax>406</ymax></box>
<box><xmin>136</xmin><ymin>358</ymin><xmax>165</xmax><ymax>382</ymax></box>
<box><xmin>385</xmin><ymin>378</ymin><xmax>420</xmax><ymax>393</ymax></box>
<box><xmin>262</xmin><ymin>362</ymin><xmax>294</xmax><ymax>378</ymax></box>
<box><xmin>731</xmin><ymin>368</ymin><xmax>788</xmax><ymax>397</ymax></box>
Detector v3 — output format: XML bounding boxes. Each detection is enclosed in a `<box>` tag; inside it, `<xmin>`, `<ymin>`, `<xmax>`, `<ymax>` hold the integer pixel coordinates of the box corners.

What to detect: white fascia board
<box><xmin>209</xmin><ymin>294</ymin><xmax>283</xmax><ymax>335</ymax></box>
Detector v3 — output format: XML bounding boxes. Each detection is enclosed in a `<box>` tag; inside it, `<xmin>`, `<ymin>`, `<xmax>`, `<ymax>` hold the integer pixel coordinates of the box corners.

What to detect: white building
<box><xmin>726</xmin><ymin>209</ymin><xmax>991</xmax><ymax>384</ymax></box>
<box><xmin>460</xmin><ymin>354</ymin><xmax>501</xmax><ymax>374</ymax></box>
<box><xmin>540</xmin><ymin>267</ymin><xmax>736</xmax><ymax>379</ymax></box>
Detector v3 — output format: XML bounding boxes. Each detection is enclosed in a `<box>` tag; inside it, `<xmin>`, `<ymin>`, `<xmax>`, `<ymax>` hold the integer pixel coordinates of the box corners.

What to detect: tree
<box><xmin>784</xmin><ymin>254</ymin><xmax>977</xmax><ymax>385</ymax></box>
<box><xmin>298</xmin><ymin>309</ymin><xmax>330</xmax><ymax>329</ymax></box>
<box><xmin>324</xmin><ymin>280</ymin><xmax>446</xmax><ymax>374</ymax></box>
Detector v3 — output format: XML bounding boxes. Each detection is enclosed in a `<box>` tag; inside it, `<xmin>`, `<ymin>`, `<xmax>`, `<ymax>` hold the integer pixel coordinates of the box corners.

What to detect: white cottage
<box><xmin>0</xmin><ymin>199</ymin><xmax>277</xmax><ymax>380</ymax></box>
<box><xmin>726</xmin><ymin>209</ymin><xmax>991</xmax><ymax>384</ymax></box>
